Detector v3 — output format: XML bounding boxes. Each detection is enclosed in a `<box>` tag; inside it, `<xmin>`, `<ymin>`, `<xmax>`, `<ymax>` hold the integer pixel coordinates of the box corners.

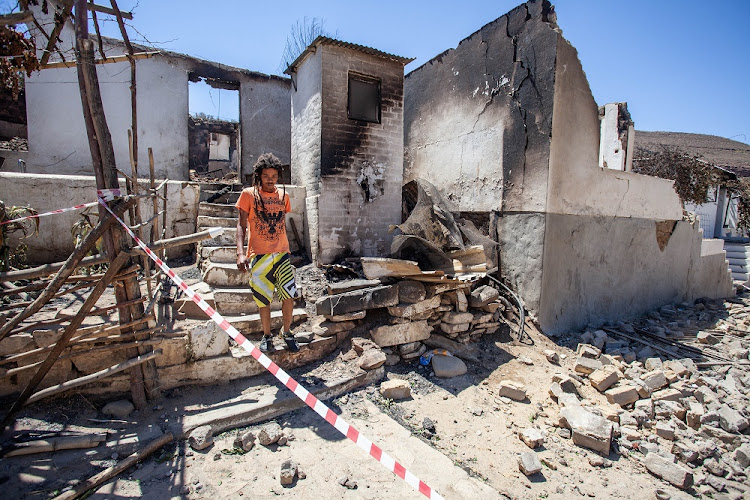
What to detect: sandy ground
<box><xmin>1</xmin><ymin>323</ymin><xmax>706</xmax><ymax>500</ymax></box>
<box><xmin>1</xmin><ymin>260</ymin><xmax>748</xmax><ymax>499</ymax></box>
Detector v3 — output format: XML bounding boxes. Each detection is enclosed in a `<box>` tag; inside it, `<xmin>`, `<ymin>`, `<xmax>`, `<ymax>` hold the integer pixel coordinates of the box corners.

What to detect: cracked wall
<box><xmin>403</xmin><ymin>0</ymin><xmax>733</xmax><ymax>334</ymax></box>
<box><xmin>404</xmin><ymin>0</ymin><xmax>557</xmax><ymax>213</ymax></box>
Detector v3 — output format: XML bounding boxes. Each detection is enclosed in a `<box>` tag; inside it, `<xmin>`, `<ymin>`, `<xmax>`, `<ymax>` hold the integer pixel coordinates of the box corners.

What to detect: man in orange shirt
<box><xmin>236</xmin><ymin>153</ymin><xmax>299</xmax><ymax>353</ymax></box>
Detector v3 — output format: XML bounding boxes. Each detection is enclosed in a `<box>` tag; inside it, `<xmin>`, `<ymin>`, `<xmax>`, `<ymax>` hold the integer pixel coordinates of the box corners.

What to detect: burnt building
<box><xmin>286</xmin><ymin>37</ymin><xmax>413</xmax><ymax>264</ymax></box>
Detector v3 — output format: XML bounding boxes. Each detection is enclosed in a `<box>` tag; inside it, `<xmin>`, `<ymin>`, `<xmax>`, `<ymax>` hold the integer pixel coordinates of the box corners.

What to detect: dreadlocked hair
<box><xmin>251</xmin><ymin>153</ymin><xmax>286</xmax><ymax>223</ymax></box>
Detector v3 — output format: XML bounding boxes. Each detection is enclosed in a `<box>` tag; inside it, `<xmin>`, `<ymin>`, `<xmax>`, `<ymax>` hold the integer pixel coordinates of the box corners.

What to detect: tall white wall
<box><xmin>25</xmin><ymin>56</ymin><xmax>189</xmax><ymax>180</ymax></box>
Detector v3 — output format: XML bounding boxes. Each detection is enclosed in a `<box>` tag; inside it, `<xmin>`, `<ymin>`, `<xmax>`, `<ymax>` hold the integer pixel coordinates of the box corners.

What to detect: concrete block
<box><xmin>32</xmin><ymin>328</ymin><xmax>62</xmax><ymax>348</ymax></box>
<box><xmin>202</xmin><ymin>262</ymin><xmax>247</xmax><ymax>287</ymax></box>
<box><xmin>387</xmin><ymin>295</ymin><xmax>441</xmax><ymax>319</ymax></box>
<box><xmin>717</xmin><ymin>404</ymin><xmax>749</xmax><ymax>433</ymax></box>
<box><xmin>644</xmin><ymin>453</ymin><xmax>693</xmax><ymax>490</ymax></box>
<box><xmin>189</xmin><ymin>320</ymin><xmax>230</xmax><ymax>359</ymax></box>
<box><xmin>577</xmin><ymin>343</ymin><xmax>601</xmax><ymax>359</ymax></box>
<box><xmin>380</xmin><ymin>379</ymin><xmax>411</xmax><ymax>400</ymax></box>
<box><xmin>518</xmin><ymin>451</ymin><xmax>542</xmax><ymax>475</ymax></box>
<box><xmin>324</xmin><ymin>311</ymin><xmax>366</xmax><ymax>322</ymax></box>
<box><xmin>468</xmin><ymin>285</ymin><xmax>499</xmax><ymax>308</ymax></box>
<box><xmin>498</xmin><ymin>380</ymin><xmax>527</xmax><ymax>401</ymax></box>
<box><xmin>519</xmin><ymin>428</ymin><xmax>545</xmax><ymax>449</ymax></box>
<box><xmin>359</xmin><ymin>350</ymin><xmax>386</xmax><ymax>371</ymax></box>
<box><xmin>188</xmin><ymin>425</ymin><xmax>214</xmax><ymax>451</ymax></box>
<box><xmin>559</xmin><ymin>406</ymin><xmax>613</xmax><ymax>455</ymax></box>
<box><xmin>442</xmin><ymin>311</ymin><xmax>474</xmax><ymax>325</ymax></box>
<box><xmin>640</xmin><ymin>370</ymin><xmax>669</xmax><ymax>393</ymax></box>
<box><xmin>396</xmin><ymin>280</ymin><xmax>427</xmax><ymax>303</ymax></box>
<box><xmin>315</xmin><ymin>285</ymin><xmax>398</xmax><ymax>316</ymax></box>
<box><xmin>651</xmin><ymin>388</ymin><xmax>682</xmax><ymax>402</ymax></box>
<box><xmin>0</xmin><ymin>333</ymin><xmax>34</xmax><ymax>356</ymax></box>
<box><xmin>574</xmin><ymin>356</ymin><xmax>602</xmax><ymax>375</ymax></box>
<box><xmin>439</xmin><ymin>322</ymin><xmax>470</xmax><ymax>335</ymax></box>
<box><xmin>370</xmin><ymin>320</ymin><xmax>431</xmax><ymax>347</ymax></box>
<box><xmin>686</xmin><ymin>401</ymin><xmax>704</xmax><ymax>429</ymax></box>
<box><xmin>605</xmin><ymin>385</ymin><xmax>639</xmax><ymax>407</ymax></box>
<box><xmin>589</xmin><ymin>365</ymin><xmax>619</xmax><ymax>392</ymax></box>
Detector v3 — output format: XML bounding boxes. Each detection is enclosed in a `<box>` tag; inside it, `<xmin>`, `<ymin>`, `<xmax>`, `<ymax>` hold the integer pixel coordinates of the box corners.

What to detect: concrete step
<box><xmin>727</xmin><ymin>258</ymin><xmax>748</xmax><ymax>269</ymax></box>
<box><xmin>199</xmin><ymin>202</ymin><xmax>237</xmax><ymax>218</ymax></box>
<box><xmin>197</xmin><ymin>215</ymin><xmax>238</xmax><ymax>228</ymax></box>
<box><xmin>724</xmin><ymin>243</ymin><xmax>750</xmax><ymax>252</ymax></box>
<box><xmin>214</xmin><ymin>287</ymin><xmax>277</xmax><ymax>315</ymax></box>
<box><xmin>203</xmin><ymin>262</ymin><xmax>248</xmax><ymax>287</ymax></box>
<box><xmin>731</xmin><ymin>272</ymin><xmax>749</xmax><ymax>281</ymax></box>
<box><xmin>226</xmin><ymin>308</ymin><xmax>308</xmax><ymax>334</ymax></box>
<box><xmin>199</xmin><ymin>226</ymin><xmax>237</xmax><ymax>247</ymax></box>
<box><xmin>725</xmin><ymin>250</ymin><xmax>750</xmax><ymax>259</ymax></box>
<box><xmin>200</xmin><ymin>189</ymin><xmax>241</xmax><ymax>204</ymax></box>
<box><xmin>200</xmin><ymin>246</ymin><xmax>237</xmax><ymax>264</ymax></box>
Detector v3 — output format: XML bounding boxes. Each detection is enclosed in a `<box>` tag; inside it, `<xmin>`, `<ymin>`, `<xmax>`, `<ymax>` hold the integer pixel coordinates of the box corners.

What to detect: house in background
<box><xmin>635</xmin><ymin>131</ymin><xmax>750</xmax><ymax>281</ymax></box>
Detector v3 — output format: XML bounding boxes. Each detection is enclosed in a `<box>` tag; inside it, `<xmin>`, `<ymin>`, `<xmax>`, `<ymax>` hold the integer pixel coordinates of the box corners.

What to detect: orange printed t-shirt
<box><xmin>235</xmin><ymin>186</ymin><xmax>291</xmax><ymax>257</ymax></box>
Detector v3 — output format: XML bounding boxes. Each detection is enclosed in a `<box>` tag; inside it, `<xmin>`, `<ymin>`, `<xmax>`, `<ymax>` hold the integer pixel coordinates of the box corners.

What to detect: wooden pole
<box><xmin>26</xmin><ymin>349</ymin><xmax>162</xmax><ymax>405</ymax></box>
<box><xmin>1</xmin><ymin>251</ymin><xmax>129</xmax><ymax>429</ymax></box>
<box><xmin>53</xmin><ymin>432</ymin><xmax>173</xmax><ymax>500</ymax></box>
<box><xmin>75</xmin><ymin>8</ymin><xmax>157</xmax><ymax>404</ymax></box>
<box><xmin>0</xmin><ymin>201</ymin><xmax>130</xmax><ymax>342</ymax></box>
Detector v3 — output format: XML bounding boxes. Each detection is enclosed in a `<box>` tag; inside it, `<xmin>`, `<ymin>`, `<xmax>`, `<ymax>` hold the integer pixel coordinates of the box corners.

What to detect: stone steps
<box><xmin>723</xmin><ymin>241</ymin><xmax>750</xmax><ymax>282</ymax></box>
<box><xmin>200</xmin><ymin>189</ymin><xmax>241</xmax><ymax>204</ymax></box>
<box><xmin>203</xmin><ymin>262</ymin><xmax>248</xmax><ymax>287</ymax></box>
<box><xmin>213</xmin><ymin>287</ymin><xmax>284</xmax><ymax>315</ymax></box>
<box><xmin>198</xmin><ymin>202</ymin><xmax>237</xmax><ymax>218</ymax></box>
<box><xmin>197</xmin><ymin>215</ymin><xmax>238</xmax><ymax>228</ymax></box>
<box><xmin>225</xmin><ymin>308</ymin><xmax>308</xmax><ymax>334</ymax></box>
<box><xmin>199</xmin><ymin>227</ymin><xmax>237</xmax><ymax>247</ymax></box>
<box><xmin>200</xmin><ymin>246</ymin><xmax>237</xmax><ymax>264</ymax></box>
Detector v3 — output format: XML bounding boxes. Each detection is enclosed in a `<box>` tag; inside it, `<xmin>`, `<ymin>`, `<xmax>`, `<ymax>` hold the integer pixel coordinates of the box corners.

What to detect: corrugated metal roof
<box><xmin>284</xmin><ymin>36</ymin><xmax>414</xmax><ymax>74</ymax></box>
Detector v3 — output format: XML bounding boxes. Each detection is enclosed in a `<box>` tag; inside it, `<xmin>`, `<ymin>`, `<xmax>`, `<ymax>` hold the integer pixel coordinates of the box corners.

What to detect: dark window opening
<box><xmin>348</xmin><ymin>74</ymin><xmax>380</xmax><ymax>123</ymax></box>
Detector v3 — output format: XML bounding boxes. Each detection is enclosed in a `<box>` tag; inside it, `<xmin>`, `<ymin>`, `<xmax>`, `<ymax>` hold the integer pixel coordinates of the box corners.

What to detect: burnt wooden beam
<box><xmin>0</xmin><ymin>11</ymin><xmax>34</xmax><ymax>26</ymax></box>
<box><xmin>1</xmin><ymin>251</ymin><xmax>129</xmax><ymax>429</ymax></box>
<box><xmin>89</xmin><ymin>3</ymin><xmax>132</xmax><ymax>20</ymax></box>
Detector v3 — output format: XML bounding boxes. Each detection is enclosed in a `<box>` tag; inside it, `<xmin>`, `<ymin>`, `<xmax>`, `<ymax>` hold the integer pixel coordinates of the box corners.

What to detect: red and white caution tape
<box><xmin>97</xmin><ymin>196</ymin><xmax>444</xmax><ymax>499</ymax></box>
<box><xmin>0</xmin><ymin>189</ymin><xmax>120</xmax><ymax>226</ymax></box>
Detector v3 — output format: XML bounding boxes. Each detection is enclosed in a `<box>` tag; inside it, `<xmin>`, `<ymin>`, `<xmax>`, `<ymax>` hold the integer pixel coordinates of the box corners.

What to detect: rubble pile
<box><xmin>546</xmin><ymin>296</ymin><xmax>750</xmax><ymax>496</ymax></box>
<box><xmin>314</xmin><ymin>278</ymin><xmax>507</xmax><ymax>372</ymax></box>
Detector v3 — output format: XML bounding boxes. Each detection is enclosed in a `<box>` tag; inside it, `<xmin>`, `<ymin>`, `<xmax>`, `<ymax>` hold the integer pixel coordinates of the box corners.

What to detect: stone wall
<box><xmin>0</xmin><ymin>173</ymin><xmax>200</xmax><ymax>264</ymax></box>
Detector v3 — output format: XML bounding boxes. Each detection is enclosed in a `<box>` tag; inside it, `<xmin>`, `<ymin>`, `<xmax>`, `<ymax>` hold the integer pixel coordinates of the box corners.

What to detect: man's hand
<box><xmin>237</xmin><ymin>254</ymin><xmax>249</xmax><ymax>272</ymax></box>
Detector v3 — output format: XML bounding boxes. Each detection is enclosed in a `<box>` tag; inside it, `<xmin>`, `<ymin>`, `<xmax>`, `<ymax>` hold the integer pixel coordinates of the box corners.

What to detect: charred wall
<box><xmin>403</xmin><ymin>0</ymin><xmax>558</xmax><ymax>213</ymax></box>
<box><xmin>316</xmin><ymin>45</ymin><xmax>406</xmax><ymax>263</ymax></box>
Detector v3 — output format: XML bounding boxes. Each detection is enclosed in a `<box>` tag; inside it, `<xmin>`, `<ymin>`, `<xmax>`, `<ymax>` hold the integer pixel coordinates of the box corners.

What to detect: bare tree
<box><xmin>278</xmin><ymin>17</ymin><xmax>336</xmax><ymax>74</ymax></box>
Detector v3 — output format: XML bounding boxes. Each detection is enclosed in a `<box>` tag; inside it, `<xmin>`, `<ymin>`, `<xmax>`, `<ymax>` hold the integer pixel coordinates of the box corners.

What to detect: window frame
<box><xmin>347</xmin><ymin>73</ymin><xmax>381</xmax><ymax>124</ymax></box>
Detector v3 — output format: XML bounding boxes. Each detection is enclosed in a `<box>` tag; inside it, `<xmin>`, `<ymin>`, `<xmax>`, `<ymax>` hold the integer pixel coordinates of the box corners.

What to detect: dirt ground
<box><xmin>1</xmin><ymin>261</ymin><xmax>749</xmax><ymax>499</ymax></box>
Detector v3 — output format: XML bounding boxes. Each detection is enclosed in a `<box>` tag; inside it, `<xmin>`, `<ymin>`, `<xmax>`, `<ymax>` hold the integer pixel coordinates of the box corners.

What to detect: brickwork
<box><xmin>314</xmin><ymin>45</ymin><xmax>406</xmax><ymax>263</ymax></box>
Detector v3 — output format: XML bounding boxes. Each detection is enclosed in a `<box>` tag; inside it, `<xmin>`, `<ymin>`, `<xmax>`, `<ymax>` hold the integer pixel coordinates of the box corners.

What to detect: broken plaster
<box><xmin>356</xmin><ymin>162</ymin><xmax>387</xmax><ymax>203</ymax></box>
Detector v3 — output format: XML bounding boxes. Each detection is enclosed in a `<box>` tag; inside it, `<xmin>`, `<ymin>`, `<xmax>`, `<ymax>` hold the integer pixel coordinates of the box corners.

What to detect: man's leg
<box><xmin>250</xmin><ymin>254</ymin><xmax>275</xmax><ymax>352</ymax></box>
<box><xmin>274</xmin><ymin>254</ymin><xmax>299</xmax><ymax>352</ymax></box>
<box><xmin>281</xmin><ymin>297</ymin><xmax>293</xmax><ymax>333</ymax></box>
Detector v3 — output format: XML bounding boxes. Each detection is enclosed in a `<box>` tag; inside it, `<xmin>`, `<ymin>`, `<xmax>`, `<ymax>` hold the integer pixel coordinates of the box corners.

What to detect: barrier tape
<box><xmin>96</xmin><ymin>196</ymin><xmax>444</xmax><ymax>499</ymax></box>
<box><xmin>0</xmin><ymin>190</ymin><xmax>120</xmax><ymax>226</ymax></box>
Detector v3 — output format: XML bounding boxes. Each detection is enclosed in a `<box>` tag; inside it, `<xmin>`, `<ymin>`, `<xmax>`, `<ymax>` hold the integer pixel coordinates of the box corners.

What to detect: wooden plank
<box><xmin>41</xmin><ymin>50</ymin><xmax>159</xmax><ymax>69</ymax></box>
<box><xmin>88</xmin><ymin>3</ymin><xmax>132</xmax><ymax>19</ymax></box>
<box><xmin>0</xmin><ymin>11</ymin><xmax>33</xmax><ymax>26</ymax></box>
<box><xmin>3</xmin><ymin>433</ymin><xmax>107</xmax><ymax>457</ymax></box>
<box><xmin>361</xmin><ymin>257</ymin><xmax>422</xmax><ymax>280</ymax></box>
<box><xmin>53</xmin><ymin>432</ymin><xmax>173</xmax><ymax>500</ymax></box>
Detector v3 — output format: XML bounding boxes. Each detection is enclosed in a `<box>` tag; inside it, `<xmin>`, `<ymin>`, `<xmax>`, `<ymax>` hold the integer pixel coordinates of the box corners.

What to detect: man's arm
<box><xmin>237</xmin><ymin>208</ymin><xmax>249</xmax><ymax>272</ymax></box>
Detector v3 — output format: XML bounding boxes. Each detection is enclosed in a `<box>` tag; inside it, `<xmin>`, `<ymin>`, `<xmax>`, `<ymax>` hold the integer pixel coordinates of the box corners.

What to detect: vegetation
<box><xmin>0</xmin><ymin>200</ymin><xmax>38</xmax><ymax>271</ymax></box>
<box><xmin>632</xmin><ymin>145</ymin><xmax>720</xmax><ymax>207</ymax></box>
<box><xmin>278</xmin><ymin>17</ymin><xmax>336</xmax><ymax>74</ymax></box>
<box><xmin>0</xmin><ymin>23</ymin><xmax>40</xmax><ymax>99</ymax></box>
<box><xmin>633</xmin><ymin>145</ymin><xmax>750</xmax><ymax>235</ymax></box>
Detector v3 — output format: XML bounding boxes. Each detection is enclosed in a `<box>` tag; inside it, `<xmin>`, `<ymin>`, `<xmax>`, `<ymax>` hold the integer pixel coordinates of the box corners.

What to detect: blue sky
<box><xmin>92</xmin><ymin>0</ymin><xmax>749</xmax><ymax>143</ymax></box>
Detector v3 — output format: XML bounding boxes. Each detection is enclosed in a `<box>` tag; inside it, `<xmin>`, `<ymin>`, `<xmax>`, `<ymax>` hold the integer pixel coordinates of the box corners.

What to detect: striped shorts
<box><xmin>250</xmin><ymin>253</ymin><xmax>297</xmax><ymax>307</ymax></box>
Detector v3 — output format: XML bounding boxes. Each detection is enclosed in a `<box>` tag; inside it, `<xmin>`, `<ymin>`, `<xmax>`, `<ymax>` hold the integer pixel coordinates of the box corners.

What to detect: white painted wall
<box><xmin>0</xmin><ymin>173</ymin><xmax>199</xmax><ymax>264</ymax></box>
<box><xmin>25</xmin><ymin>56</ymin><xmax>189</xmax><ymax>181</ymax></box>
<box><xmin>548</xmin><ymin>39</ymin><xmax>683</xmax><ymax>221</ymax></box>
